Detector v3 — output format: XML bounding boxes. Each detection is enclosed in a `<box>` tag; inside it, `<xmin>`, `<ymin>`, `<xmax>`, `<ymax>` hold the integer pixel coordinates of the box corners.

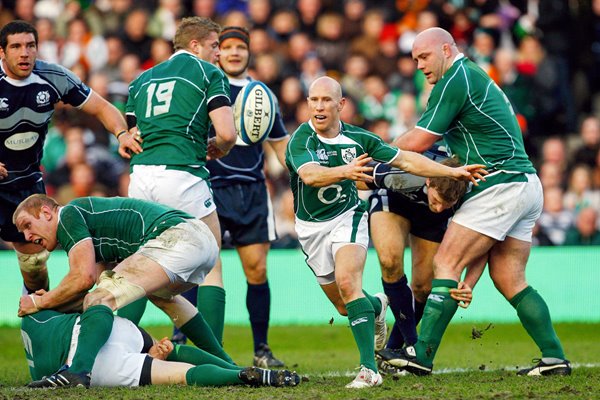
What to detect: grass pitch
<box><xmin>0</xmin><ymin>322</ymin><xmax>598</xmax><ymax>399</ymax></box>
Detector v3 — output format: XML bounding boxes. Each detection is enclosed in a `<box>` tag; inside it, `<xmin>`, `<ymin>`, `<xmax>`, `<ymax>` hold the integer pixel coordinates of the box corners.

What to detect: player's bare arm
<box><xmin>393</xmin><ymin>127</ymin><xmax>439</xmax><ymax>152</ymax></box>
<box><xmin>0</xmin><ymin>161</ymin><xmax>7</xmax><ymax>180</ymax></box>
<box><xmin>298</xmin><ymin>153</ymin><xmax>374</xmax><ymax>187</ymax></box>
<box><xmin>268</xmin><ymin>136</ymin><xmax>290</xmax><ymax>168</ymax></box>
<box><xmin>392</xmin><ymin>150</ymin><xmax>487</xmax><ymax>185</ymax></box>
<box><xmin>207</xmin><ymin>106</ymin><xmax>237</xmax><ymax>159</ymax></box>
<box><xmin>18</xmin><ymin>240</ymin><xmax>100</xmax><ymax>316</ymax></box>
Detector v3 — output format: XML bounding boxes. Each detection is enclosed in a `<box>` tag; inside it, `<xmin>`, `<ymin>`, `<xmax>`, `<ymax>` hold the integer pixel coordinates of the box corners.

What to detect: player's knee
<box><xmin>411</xmin><ymin>283</ymin><xmax>431</xmax><ymax>303</ymax></box>
<box><xmin>335</xmin><ymin>303</ymin><xmax>348</xmax><ymax>316</ymax></box>
<box><xmin>244</xmin><ymin>263</ymin><xmax>267</xmax><ymax>284</ymax></box>
<box><xmin>91</xmin><ymin>270</ymin><xmax>146</xmax><ymax>310</ymax></box>
<box><xmin>83</xmin><ymin>288</ymin><xmax>115</xmax><ymax>310</ymax></box>
<box><xmin>380</xmin><ymin>262</ymin><xmax>404</xmax><ymax>282</ymax></box>
<box><xmin>16</xmin><ymin>249</ymin><xmax>50</xmax><ymax>273</ymax></box>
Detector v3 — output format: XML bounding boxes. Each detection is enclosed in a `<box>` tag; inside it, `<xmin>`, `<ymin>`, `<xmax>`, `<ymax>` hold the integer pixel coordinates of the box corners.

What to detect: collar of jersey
<box><xmin>308</xmin><ymin>119</ymin><xmax>344</xmax><ymax>141</ymax></box>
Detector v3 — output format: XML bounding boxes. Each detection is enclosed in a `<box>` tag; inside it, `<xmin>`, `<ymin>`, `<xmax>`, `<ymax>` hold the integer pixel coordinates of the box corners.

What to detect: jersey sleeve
<box><xmin>54</xmin><ymin>64</ymin><xmax>92</xmax><ymax>108</ymax></box>
<box><xmin>285</xmin><ymin>127</ymin><xmax>319</xmax><ymax>173</ymax></box>
<box><xmin>206</xmin><ymin>67</ymin><xmax>231</xmax><ymax>110</ymax></box>
<box><xmin>56</xmin><ymin>205</ymin><xmax>92</xmax><ymax>254</ymax></box>
<box><xmin>364</xmin><ymin>132</ymin><xmax>400</xmax><ymax>164</ymax></box>
<box><xmin>416</xmin><ymin>70</ymin><xmax>468</xmax><ymax>135</ymax></box>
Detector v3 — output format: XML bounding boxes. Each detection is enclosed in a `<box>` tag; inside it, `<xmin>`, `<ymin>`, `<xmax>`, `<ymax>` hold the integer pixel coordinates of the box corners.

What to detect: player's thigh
<box><xmin>133</xmin><ymin>220</ymin><xmax>219</xmax><ymax>289</ymax></box>
<box><xmin>129</xmin><ymin>166</ymin><xmax>216</xmax><ymax>219</ymax></box>
<box><xmin>409</xmin><ymin>235</ymin><xmax>438</xmax><ymax>298</ymax></box>
<box><xmin>369</xmin><ymin>211</ymin><xmax>409</xmax><ymax>278</ymax></box>
<box><xmin>488</xmin><ymin>236</ymin><xmax>531</xmax><ymax>300</ymax></box>
<box><xmin>434</xmin><ymin>222</ymin><xmax>496</xmax><ymax>280</ymax></box>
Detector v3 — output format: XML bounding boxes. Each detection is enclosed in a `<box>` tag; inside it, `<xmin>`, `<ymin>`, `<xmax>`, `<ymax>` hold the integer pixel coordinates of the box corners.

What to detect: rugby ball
<box><xmin>233</xmin><ymin>81</ymin><xmax>275</xmax><ymax>146</ymax></box>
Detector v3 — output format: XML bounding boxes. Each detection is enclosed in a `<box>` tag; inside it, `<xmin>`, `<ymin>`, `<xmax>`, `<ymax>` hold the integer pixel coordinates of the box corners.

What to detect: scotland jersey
<box><xmin>0</xmin><ymin>60</ymin><xmax>91</xmax><ymax>190</ymax></box>
<box><xmin>206</xmin><ymin>77</ymin><xmax>288</xmax><ymax>188</ymax></box>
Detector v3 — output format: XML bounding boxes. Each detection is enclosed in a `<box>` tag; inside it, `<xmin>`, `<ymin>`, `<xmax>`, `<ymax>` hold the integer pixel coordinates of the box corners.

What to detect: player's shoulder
<box><xmin>32</xmin><ymin>59</ymin><xmax>83</xmax><ymax>88</ymax></box>
<box><xmin>342</xmin><ymin>122</ymin><xmax>381</xmax><ymax>142</ymax></box>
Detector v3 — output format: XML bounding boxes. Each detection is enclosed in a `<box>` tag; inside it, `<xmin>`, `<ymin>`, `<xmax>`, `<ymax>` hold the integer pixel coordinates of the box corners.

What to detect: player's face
<box><xmin>15</xmin><ymin>209</ymin><xmax>58</xmax><ymax>251</ymax></box>
<box><xmin>0</xmin><ymin>32</ymin><xmax>38</xmax><ymax>80</ymax></box>
<box><xmin>412</xmin><ymin>42</ymin><xmax>446</xmax><ymax>84</ymax></box>
<box><xmin>427</xmin><ymin>186</ymin><xmax>456</xmax><ymax>213</ymax></box>
<box><xmin>218</xmin><ymin>38</ymin><xmax>249</xmax><ymax>78</ymax></box>
<box><xmin>307</xmin><ymin>83</ymin><xmax>345</xmax><ymax>136</ymax></box>
<box><xmin>194</xmin><ymin>32</ymin><xmax>220</xmax><ymax>64</ymax></box>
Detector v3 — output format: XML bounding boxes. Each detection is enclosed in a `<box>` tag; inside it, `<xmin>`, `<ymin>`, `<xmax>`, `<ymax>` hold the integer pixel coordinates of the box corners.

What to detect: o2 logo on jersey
<box><xmin>341</xmin><ymin>147</ymin><xmax>356</xmax><ymax>164</ymax></box>
<box><xmin>318</xmin><ymin>184</ymin><xmax>345</xmax><ymax>205</ymax></box>
<box><xmin>36</xmin><ymin>91</ymin><xmax>50</xmax><ymax>106</ymax></box>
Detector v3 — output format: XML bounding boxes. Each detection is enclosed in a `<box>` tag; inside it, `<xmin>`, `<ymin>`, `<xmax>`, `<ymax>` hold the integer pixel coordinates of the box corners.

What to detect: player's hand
<box><xmin>0</xmin><ymin>162</ymin><xmax>7</xmax><ymax>180</ymax></box>
<box><xmin>344</xmin><ymin>153</ymin><xmax>374</xmax><ymax>182</ymax></box>
<box><xmin>149</xmin><ymin>337</ymin><xmax>174</xmax><ymax>360</ymax></box>
<box><xmin>450</xmin><ymin>281</ymin><xmax>473</xmax><ymax>308</ymax></box>
<box><xmin>206</xmin><ymin>137</ymin><xmax>230</xmax><ymax>160</ymax></box>
<box><xmin>118</xmin><ymin>128</ymin><xmax>143</xmax><ymax>159</ymax></box>
<box><xmin>454</xmin><ymin>164</ymin><xmax>488</xmax><ymax>186</ymax></box>
<box><xmin>18</xmin><ymin>293</ymin><xmax>41</xmax><ymax>317</ymax></box>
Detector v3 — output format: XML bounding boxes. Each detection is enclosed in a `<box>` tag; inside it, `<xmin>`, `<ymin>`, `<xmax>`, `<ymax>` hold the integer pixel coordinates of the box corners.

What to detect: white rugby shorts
<box><xmin>138</xmin><ymin>219</ymin><xmax>218</xmax><ymax>285</ymax></box>
<box><xmin>66</xmin><ymin>317</ymin><xmax>147</xmax><ymax>387</ymax></box>
<box><xmin>129</xmin><ymin>165</ymin><xmax>216</xmax><ymax>218</ymax></box>
<box><xmin>296</xmin><ymin>208</ymin><xmax>369</xmax><ymax>284</ymax></box>
<box><xmin>452</xmin><ymin>173</ymin><xmax>542</xmax><ymax>242</ymax></box>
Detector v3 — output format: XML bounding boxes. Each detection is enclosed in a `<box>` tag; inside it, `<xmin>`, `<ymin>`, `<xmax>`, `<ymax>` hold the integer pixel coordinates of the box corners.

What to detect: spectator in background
<box><xmin>468</xmin><ymin>27</ymin><xmax>497</xmax><ymax>76</ymax></box>
<box><xmin>141</xmin><ymin>38</ymin><xmax>174</xmax><ymax>70</ymax></box>
<box><xmin>564</xmin><ymin>207</ymin><xmax>600</xmax><ymax>245</ymax></box>
<box><xmin>119</xmin><ymin>8</ymin><xmax>153</xmax><ymax>64</ymax></box>
<box><xmin>387</xmin><ymin>52</ymin><xmax>421</xmax><ymax>96</ymax></box>
<box><xmin>296</xmin><ymin>0</ymin><xmax>322</xmax><ymax>37</ymax></box>
<box><xmin>314</xmin><ymin>12</ymin><xmax>347</xmax><ymax>73</ymax></box>
<box><xmin>278</xmin><ymin>76</ymin><xmax>305</xmax><ymax>127</ymax></box>
<box><xmin>190</xmin><ymin>0</ymin><xmax>217</xmax><ymax>19</ymax></box>
<box><xmin>537</xmin><ymin>187</ymin><xmax>574</xmax><ymax>246</ymax></box>
<box><xmin>563</xmin><ymin>164</ymin><xmax>600</xmax><ymax>213</ymax></box>
<box><xmin>350</xmin><ymin>8</ymin><xmax>385</xmax><ymax>61</ymax></box>
<box><xmin>99</xmin><ymin>0</ymin><xmax>133</xmax><ymax>35</ymax></box>
<box><xmin>55</xmin><ymin>162</ymin><xmax>109</xmax><ymax>204</ymax></box>
<box><xmin>248</xmin><ymin>28</ymin><xmax>274</xmax><ymax>56</ymax></box>
<box><xmin>268</xmin><ymin>8</ymin><xmax>299</xmax><ymax>45</ymax></box>
<box><xmin>285</xmin><ymin>31</ymin><xmax>315</xmax><ymax>76</ymax></box>
<box><xmin>60</xmin><ymin>17</ymin><xmax>108</xmax><ymax>74</ymax></box>
<box><xmin>538</xmin><ymin>161</ymin><xmax>565</xmax><ymax>190</ymax></box>
<box><xmin>541</xmin><ymin>137</ymin><xmax>568</xmax><ymax>174</ymax></box>
<box><xmin>35</xmin><ymin>18</ymin><xmax>59</xmax><ymax>64</ymax></box>
<box><xmin>298</xmin><ymin>51</ymin><xmax>325</xmax><ymax>94</ymax></box>
<box><xmin>593</xmin><ymin>148</ymin><xmax>600</xmax><ymax>189</ymax></box>
<box><xmin>342</xmin><ymin>0</ymin><xmax>367</xmax><ymax>41</ymax></box>
<box><xmin>390</xmin><ymin>93</ymin><xmax>419</xmax><ymax>140</ymax></box>
<box><xmin>247</xmin><ymin>0</ymin><xmax>272</xmax><ymax>30</ymax></box>
<box><xmin>358</xmin><ymin>75</ymin><xmax>398</xmax><ymax>125</ymax></box>
<box><xmin>148</xmin><ymin>0</ymin><xmax>184</xmax><ymax>41</ymax></box>
<box><xmin>572</xmin><ymin>116</ymin><xmax>600</xmax><ymax>169</ymax></box>
<box><xmin>373</xmin><ymin>24</ymin><xmax>400</xmax><ymax>78</ymax></box>
<box><xmin>341</xmin><ymin>53</ymin><xmax>370</xmax><ymax>101</ymax></box>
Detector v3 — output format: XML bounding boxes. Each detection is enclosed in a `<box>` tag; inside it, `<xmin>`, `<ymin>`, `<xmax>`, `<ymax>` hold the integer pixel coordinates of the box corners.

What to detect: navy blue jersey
<box><xmin>206</xmin><ymin>77</ymin><xmax>288</xmax><ymax>188</ymax></box>
<box><xmin>0</xmin><ymin>60</ymin><xmax>91</xmax><ymax>190</ymax></box>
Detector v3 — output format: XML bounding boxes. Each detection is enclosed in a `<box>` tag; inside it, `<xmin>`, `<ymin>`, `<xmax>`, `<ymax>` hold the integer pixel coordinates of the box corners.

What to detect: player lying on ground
<box><xmin>22</xmin><ymin>309</ymin><xmax>300</xmax><ymax>388</ymax></box>
<box><xmin>13</xmin><ymin>194</ymin><xmax>234</xmax><ymax>387</ymax></box>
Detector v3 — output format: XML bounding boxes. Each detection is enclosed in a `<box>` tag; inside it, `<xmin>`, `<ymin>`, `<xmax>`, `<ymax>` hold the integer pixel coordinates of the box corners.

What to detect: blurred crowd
<box><xmin>1</xmin><ymin>0</ymin><xmax>600</xmax><ymax>248</ymax></box>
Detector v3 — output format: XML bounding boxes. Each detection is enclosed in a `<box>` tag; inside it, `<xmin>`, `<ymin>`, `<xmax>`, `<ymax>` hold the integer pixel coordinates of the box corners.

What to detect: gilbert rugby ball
<box><xmin>233</xmin><ymin>81</ymin><xmax>275</xmax><ymax>145</ymax></box>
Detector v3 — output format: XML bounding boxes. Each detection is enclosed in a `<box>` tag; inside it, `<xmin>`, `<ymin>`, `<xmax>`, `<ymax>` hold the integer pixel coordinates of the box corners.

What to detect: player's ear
<box><xmin>425</xmin><ymin>178</ymin><xmax>431</xmax><ymax>186</ymax></box>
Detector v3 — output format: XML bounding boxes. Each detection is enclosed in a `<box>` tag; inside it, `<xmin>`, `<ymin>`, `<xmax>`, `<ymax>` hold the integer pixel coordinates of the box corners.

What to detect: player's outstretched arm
<box><xmin>392</xmin><ymin>150</ymin><xmax>487</xmax><ymax>185</ymax></box>
<box><xmin>18</xmin><ymin>241</ymin><xmax>99</xmax><ymax>316</ymax></box>
<box><xmin>0</xmin><ymin>161</ymin><xmax>7</xmax><ymax>180</ymax></box>
<box><xmin>299</xmin><ymin>153</ymin><xmax>374</xmax><ymax>187</ymax></box>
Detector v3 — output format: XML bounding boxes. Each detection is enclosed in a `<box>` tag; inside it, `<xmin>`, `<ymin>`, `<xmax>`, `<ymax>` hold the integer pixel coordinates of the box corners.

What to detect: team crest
<box><xmin>36</xmin><ymin>91</ymin><xmax>50</xmax><ymax>106</ymax></box>
<box><xmin>341</xmin><ymin>147</ymin><xmax>356</xmax><ymax>164</ymax></box>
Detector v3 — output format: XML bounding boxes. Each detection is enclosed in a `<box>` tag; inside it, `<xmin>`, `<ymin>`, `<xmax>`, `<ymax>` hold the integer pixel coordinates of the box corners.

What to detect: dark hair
<box><xmin>0</xmin><ymin>20</ymin><xmax>38</xmax><ymax>50</ymax></box>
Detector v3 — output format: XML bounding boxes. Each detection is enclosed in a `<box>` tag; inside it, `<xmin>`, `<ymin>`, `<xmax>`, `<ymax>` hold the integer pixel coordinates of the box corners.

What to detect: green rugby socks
<box><xmin>168</xmin><ymin>343</ymin><xmax>241</xmax><ymax>371</ymax></box>
<box><xmin>179</xmin><ymin>312</ymin><xmax>234</xmax><ymax>364</ymax></box>
<box><xmin>510</xmin><ymin>286</ymin><xmax>565</xmax><ymax>359</ymax></box>
<box><xmin>185</xmin><ymin>365</ymin><xmax>243</xmax><ymax>386</ymax></box>
<box><xmin>414</xmin><ymin>279</ymin><xmax>459</xmax><ymax>367</ymax></box>
<box><xmin>116</xmin><ymin>297</ymin><xmax>148</xmax><ymax>325</ymax></box>
<box><xmin>346</xmin><ymin>297</ymin><xmax>377</xmax><ymax>371</ymax></box>
<box><xmin>197</xmin><ymin>285</ymin><xmax>226</xmax><ymax>344</ymax></box>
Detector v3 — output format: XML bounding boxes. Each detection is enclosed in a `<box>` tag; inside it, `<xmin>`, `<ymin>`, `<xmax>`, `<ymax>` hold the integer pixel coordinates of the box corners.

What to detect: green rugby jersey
<box><xmin>21</xmin><ymin>310</ymin><xmax>79</xmax><ymax>380</ymax></box>
<box><xmin>126</xmin><ymin>50</ymin><xmax>231</xmax><ymax>179</ymax></box>
<box><xmin>417</xmin><ymin>56</ymin><xmax>536</xmax><ymax>176</ymax></box>
<box><xmin>286</xmin><ymin>121</ymin><xmax>399</xmax><ymax>222</ymax></box>
<box><xmin>57</xmin><ymin>197</ymin><xmax>192</xmax><ymax>263</ymax></box>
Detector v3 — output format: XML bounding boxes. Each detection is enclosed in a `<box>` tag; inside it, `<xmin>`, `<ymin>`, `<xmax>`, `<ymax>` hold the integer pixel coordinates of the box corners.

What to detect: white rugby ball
<box><xmin>233</xmin><ymin>81</ymin><xmax>275</xmax><ymax>146</ymax></box>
